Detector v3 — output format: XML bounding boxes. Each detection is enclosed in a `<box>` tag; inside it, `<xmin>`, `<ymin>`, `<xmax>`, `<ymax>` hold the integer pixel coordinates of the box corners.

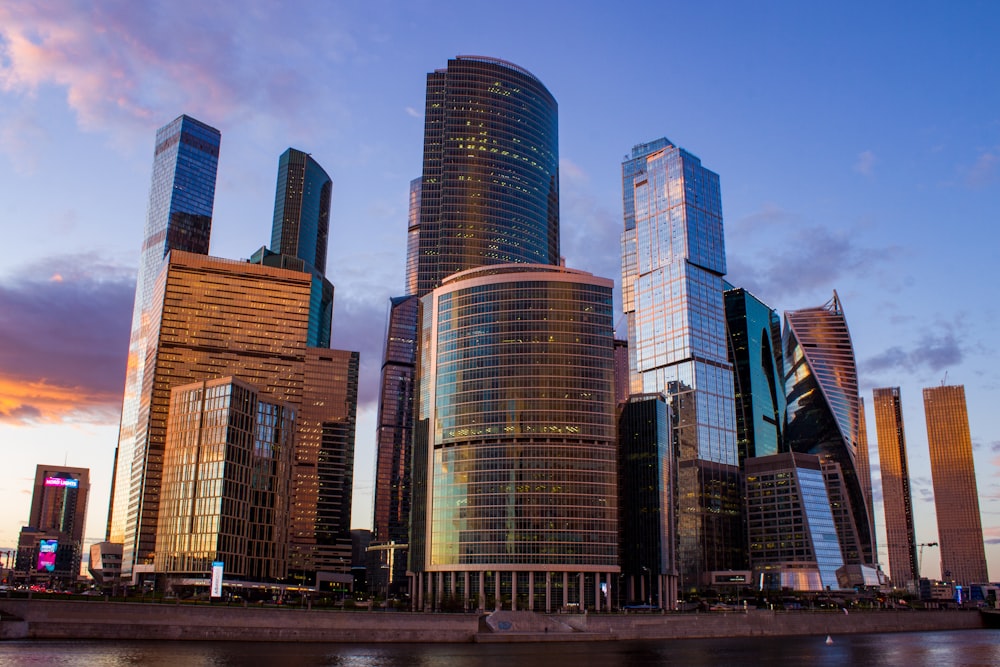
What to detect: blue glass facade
<box><xmin>109</xmin><ymin>115</ymin><xmax>220</xmax><ymax>572</ymax></box>
<box><xmin>620</xmin><ymin>138</ymin><xmax>741</xmax><ymax>590</ymax></box>
<box><xmin>783</xmin><ymin>292</ymin><xmax>875</xmax><ymax>567</ymax></box>
<box><xmin>724</xmin><ymin>285</ymin><xmax>785</xmax><ymax>461</ymax></box>
<box><xmin>271</xmin><ymin>148</ymin><xmax>332</xmax><ymax>276</ymax></box>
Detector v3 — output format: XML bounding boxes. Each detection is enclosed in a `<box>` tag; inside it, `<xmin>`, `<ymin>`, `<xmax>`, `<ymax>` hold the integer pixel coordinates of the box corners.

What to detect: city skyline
<box><xmin>1</xmin><ymin>2</ymin><xmax>998</xmax><ymax>582</ymax></box>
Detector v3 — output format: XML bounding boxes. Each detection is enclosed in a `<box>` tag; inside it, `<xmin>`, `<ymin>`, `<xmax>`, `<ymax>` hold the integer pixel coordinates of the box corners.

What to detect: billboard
<box><xmin>211</xmin><ymin>561</ymin><xmax>224</xmax><ymax>598</ymax></box>
<box><xmin>37</xmin><ymin>539</ymin><xmax>58</xmax><ymax>572</ymax></box>
<box><xmin>44</xmin><ymin>477</ymin><xmax>79</xmax><ymax>489</ymax></box>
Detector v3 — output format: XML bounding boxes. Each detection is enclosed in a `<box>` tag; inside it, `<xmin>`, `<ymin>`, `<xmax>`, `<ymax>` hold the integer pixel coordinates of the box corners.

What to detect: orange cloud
<box><xmin>0</xmin><ymin>375</ymin><xmax>121</xmax><ymax>426</ymax></box>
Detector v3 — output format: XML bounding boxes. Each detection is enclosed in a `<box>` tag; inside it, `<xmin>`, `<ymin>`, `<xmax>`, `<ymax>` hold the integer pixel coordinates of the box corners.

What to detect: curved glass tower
<box><xmin>413</xmin><ymin>56</ymin><xmax>560</xmax><ymax>295</ymax></box>
<box><xmin>411</xmin><ymin>265</ymin><xmax>617</xmax><ymax>611</ymax></box>
<box><xmin>783</xmin><ymin>291</ymin><xmax>874</xmax><ymax>566</ymax></box>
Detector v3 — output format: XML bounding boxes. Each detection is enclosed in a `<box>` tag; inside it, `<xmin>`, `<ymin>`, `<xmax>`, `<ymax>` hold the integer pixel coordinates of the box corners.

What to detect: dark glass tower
<box><xmin>873</xmin><ymin>387</ymin><xmax>918</xmax><ymax>589</ymax></box>
<box><xmin>620</xmin><ymin>138</ymin><xmax>742</xmax><ymax>591</ymax></box>
<box><xmin>412</xmin><ymin>56</ymin><xmax>560</xmax><ymax>295</ymax></box>
<box><xmin>724</xmin><ymin>285</ymin><xmax>785</xmax><ymax>462</ymax></box>
<box><xmin>783</xmin><ymin>292</ymin><xmax>875</xmax><ymax>567</ymax></box>
<box><xmin>108</xmin><ymin>115</ymin><xmax>220</xmax><ymax>572</ymax></box>
<box><xmin>16</xmin><ymin>465</ymin><xmax>90</xmax><ymax>584</ymax></box>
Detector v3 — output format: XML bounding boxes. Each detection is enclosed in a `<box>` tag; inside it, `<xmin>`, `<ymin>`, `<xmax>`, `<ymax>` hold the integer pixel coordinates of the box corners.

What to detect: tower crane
<box><xmin>917</xmin><ymin>542</ymin><xmax>938</xmax><ymax>579</ymax></box>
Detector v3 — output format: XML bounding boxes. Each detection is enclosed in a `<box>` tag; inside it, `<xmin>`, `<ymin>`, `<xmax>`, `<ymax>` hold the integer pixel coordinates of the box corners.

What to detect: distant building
<box><xmin>783</xmin><ymin>292</ymin><xmax>875</xmax><ymax>568</ymax></box>
<box><xmin>924</xmin><ymin>385</ymin><xmax>989</xmax><ymax>586</ymax></box>
<box><xmin>745</xmin><ymin>453</ymin><xmax>843</xmax><ymax>591</ymax></box>
<box><xmin>617</xmin><ymin>394</ymin><xmax>676</xmax><ymax>608</ymax></box>
<box><xmin>16</xmin><ymin>465</ymin><xmax>90</xmax><ymax>584</ymax></box>
<box><xmin>621</xmin><ymin>137</ymin><xmax>742</xmax><ymax>588</ymax></box>
<box><xmin>410</xmin><ymin>264</ymin><xmax>618</xmax><ymax>612</ymax></box>
<box><xmin>613</xmin><ymin>339</ymin><xmax>630</xmax><ymax>406</ymax></box>
<box><xmin>88</xmin><ymin>542</ymin><xmax>122</xmax><ymax>586</ymax></box>
<box><xmin>154</xmin><ymin>378</ymin><xmax>294</xmax><ymax>583</ymax></box>
<box><xmin>873</xmin><ymin>387</ymin><xmax>918</xmax><ymax>589</ymax></box>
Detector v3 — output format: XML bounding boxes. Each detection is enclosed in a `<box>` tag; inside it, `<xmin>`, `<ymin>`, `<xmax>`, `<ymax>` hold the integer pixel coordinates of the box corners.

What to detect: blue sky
<box><xmin>0</xmin><ymin>1</ymin><xmax>997</xmax><ymax>582</ymax></box>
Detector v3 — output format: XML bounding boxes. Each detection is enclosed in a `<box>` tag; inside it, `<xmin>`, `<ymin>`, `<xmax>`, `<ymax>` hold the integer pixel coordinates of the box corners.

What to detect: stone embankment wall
<box><xmin>0</xmin><ymin>599</ymin><xmax>985</xmax><ymax>643</ymax></box>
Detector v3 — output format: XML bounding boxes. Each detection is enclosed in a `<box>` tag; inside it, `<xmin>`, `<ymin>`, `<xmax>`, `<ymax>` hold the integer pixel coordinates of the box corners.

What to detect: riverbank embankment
<box><xmin>0</xmin><ymin>599</ymin><xmax>986</xmax><ymax>643</ymax></box>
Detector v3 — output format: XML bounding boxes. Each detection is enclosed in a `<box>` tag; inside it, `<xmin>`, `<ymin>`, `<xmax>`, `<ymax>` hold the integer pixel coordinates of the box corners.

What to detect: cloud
<box><xmin>854</xmin><ymin>150</ymin><xmax>876</xmax><ymax>177</ymax></box>
<box><xmin>558</xmin><ymin>157</ymin><xmax>622</xmax><ymax>296</ymax></box>
<box><xmin>331</xmin><ymin>294</ymin><xmax>393</xmax><ymax>411</ymax></box>
<box><xmin>0</xmin><ymin>3</ymin><xmax>357</xmax><ymax>146</ymax></box>
<box><xmin>964</xmin><ymin>149</ymin><xmax>998</xmax><ymax>189</ymax></box>
<box><xmin>405</xmin><ymin>106</ymin><xmax>421</xmax><ymax>118</ymax></box>
<box><xmin>864</xmin><ymin>329</ymin><xmax>963</xmax><ymax>375</ymax></box>
<box><xmin>0</xmin><ymin>254</ymin><xmax>133</xmax><ymax>424</ymax></box>
<box><xmin>910</xmin><ymin>476</ymin><xmax>935</xmax><ymax>504</ymax></box>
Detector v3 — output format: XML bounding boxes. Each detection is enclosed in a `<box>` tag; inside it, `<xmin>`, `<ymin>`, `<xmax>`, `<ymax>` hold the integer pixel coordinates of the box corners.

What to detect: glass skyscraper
<box><xmin>783</xmin><ymin>292</ymin><xmax>875</xmax><ymax>568</ymax></box>
<box><xmin>873</xmin><ymin>387</ymin><xmax>918</xmax><ymax>589</ymax></box>
<box><xmin>411</xmin><ymin>265</ymin><xmax>617</xmax><ymax>612</ymax></box>
<box><xmin>109</xmin><ymin>115</ymin><xmax>220</xmax><ymax>571</ymax></box>
<box><xmin>620</xmin><ymin>138</ymin><xmax>741</xmax><ymax>590</ymax></box>
<box><xmin>923</xmin><ymin>384</ymin><xmax>989</xmax><ymax>586</ymax></box>
<box><xmin>724</xmin><ymin>285</ymin><xmax>785</xmax><ymax>462</ymax></box>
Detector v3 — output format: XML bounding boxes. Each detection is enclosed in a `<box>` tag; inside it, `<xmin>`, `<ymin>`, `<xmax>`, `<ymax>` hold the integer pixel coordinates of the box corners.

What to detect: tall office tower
<box><xmin>745</xmin><ymin>453</ymin><xmax>844</xmax><ymax>592</ymax></box>
<box><xmin>923</xmin><ymin>385</ymin><xmax>989</xmax><ymax>586</ymax></box>
<box><xmin>873</xmin><ymin>387</ymin><xmax>918</xmax><ymax>589</ymax></box>
<box><xmin>855</xmin><ymin>398</ymin><xmax>877</xmax><ymax>561</ymax></box>
<box><xmin>412</xmin><ymin>56</ymin><xmax>560</xmax><ymax>295</ymax></box>
<box><xmin>411</xmin><ymin>265</ymin><xmax>618</xmax><ymax>612</ymax></box>
<box><xmin>724</xmin><ymin>285</ymin><xmax>785</xmax><ymax>462</ymax></box>
<box><xmin>251</xmin><ymin>148</ymin><xmax>335</xmax><ymax>348</ymax></box>
<box><xmin>109</xmin><ymin>250</ymin><xmax>358</xmax><ymax>577</ymax></box>
<box><xmin>371</xmin><ymin>56</ymin><xmax>563</xmax><ymax>593</ymax></box>
<box><xmin>783</xmin><ymin>292</ymin><xmax>875</xmax><ymax>568</ymax></box>
<box><xmin>618</xmin><ymin>394</ymin><xmax>677</xmax><ymax>608</ymax></box>
<box><xmin>16</xmin><ymin>466</ymin><xmax>90</xmax><ymax>582</ymax></box>
<box><xmin>613</xmin><ymin>339</ymin><xmax>630</xmax><ymax>406</ymax></box>
<box><xmin>155</xmin><ymin>378</ymin><xmax>295</xmax><ymax>582</ymax></box>
<box><xmin>109</xmin><ymin>115</ymin><xmax>220</xmax><ymax>557</ymax></box>
<box><xmin>621</xmin><ymin>137</ymin><xmax>742</xmax><ymax>590</ymax></box>
<box><xmin>369</xmin><ymin>295</ymin><xmax>419</xmax><ymax>597</ymax></box>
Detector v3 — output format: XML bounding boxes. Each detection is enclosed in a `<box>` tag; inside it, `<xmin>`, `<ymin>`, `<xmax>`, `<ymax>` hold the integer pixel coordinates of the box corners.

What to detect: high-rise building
<box><xmin>620</xmin><ymin>137</ymin><xmax>742</xmax><ymax>589</ymax></box>
<box><xmin>411</xmin><ymin>265</ymin><xmax>618</xmax><ymax>612</ymax></box>
<box><xmin>369</xmin><ymin>295</ymin><xmax>419</xmax><ymax>597</ymax></box>
<box><xmin>745</xmin><ymin>453</ymin><xmax>844</xmax><ymax>591</ymax></box>
<box><xmin>783</xmin><ymin>292</ymin><xmax>875</xmax><ymax>569</ymax></box>
<box><xmin>724</xmin><ymin>285</ymin><xmax>785</xmax><ymax>462</ymax></box>
<box><xmin>155</xmin><ymin>378</ymin><xmax>295</xmax><ymax>582</ymax></box>
<box><xmin>923</xmin><ymin>385</ymin><xmax>989</xmax><ymax>586</ymax></box>
<box><xmin>109</xmin><ymin>250</ymin><xmax>358</xmax><ymax>577</ymax></box>
<box><xmin>617</xmin><ymin>394</ymin><xmax>676</xmax><ymax>608</ymax></box>
<box><xmin>16</xmin><ymin>465</ymin><xmax>90</xmax><ymax>583</ymax></box>
<box><xmin>855</xmin><ymin>398</ymin><xmax>877</xmax><ymax>562</ymax></box>
<box><xmin>370</xmin><ymin>56</ymin><xmax>563</xmax><ymax>596</ymax></box>
<box><xmin>873</xmin><ymin>387</ymin><xmax>918</xmax><ymax>589</ymax></box>
<box><xmin>109</xmin><ymin>115</ymin><xmax>220</xmax><ymax>560</ymax></box>
<box><xmin>411</xmin><ymin>56</ymin><xmax>560</xmax><ymax>295</ymax></box>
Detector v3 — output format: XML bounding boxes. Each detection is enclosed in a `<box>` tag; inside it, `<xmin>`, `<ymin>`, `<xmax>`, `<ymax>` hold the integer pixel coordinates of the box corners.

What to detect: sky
<box><xmin>0</xmin><ymin>1</ymin><xmax>997</xmax><ymax>583</ymax></box>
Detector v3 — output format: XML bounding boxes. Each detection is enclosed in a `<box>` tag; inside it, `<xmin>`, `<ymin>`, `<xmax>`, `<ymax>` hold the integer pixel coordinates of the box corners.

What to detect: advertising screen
<box><xmin>44</xmin><ymin>477</ymin><xmax>79</xmax><ymax>488</ymax></box>
<box><xmin>37</xmin><ymin>539</ymin><xmax>58</xmax><ymax>572</ymax></box>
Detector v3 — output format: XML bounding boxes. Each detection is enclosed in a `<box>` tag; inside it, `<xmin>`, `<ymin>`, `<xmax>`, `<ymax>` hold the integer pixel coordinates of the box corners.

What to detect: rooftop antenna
<box><xmin>942</xmin><ymin>371</ymin><xmax>948</xmax><ymax>386</ymax></box>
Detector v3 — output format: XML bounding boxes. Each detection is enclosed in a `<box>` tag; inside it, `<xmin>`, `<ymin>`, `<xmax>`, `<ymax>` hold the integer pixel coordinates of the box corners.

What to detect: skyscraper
<box><xmin>923</xmin><ymin>385</ymin><xmax>989</xmax><ymax>586</ymax></box>
<box><xmin>783</xmin><ymin>292</ymin><xmax>875</xmax><ymax>568</ymax></box>
<box><xmin>370</xmin><ymin>56</ymin><xmax>563</xmax><ymax>594</ymax></box>
<box><xmin>621</xmin><ymin>137</ymin><xmax>742</xmax><ymax>589</ymax></box>
<box><xmin>411</xmin><ymin>265</ymin><xmax>617</xmax><ymax>612</ymax></box>
<box><xmin>724</xmin><ymin>285</ymin><xmax>785</xmax><ymax>462</ymax></box>
<box><xmin>109</xmin><ymin>115</ymin><xmax>220</xmax><ymax>569</ymax></box>
<box><xmin>873</xmin><ymin>387</ymin><xmax>918</xmax><ymax>589</ymax></box>
<box><xmin>411</xmin><ymin>56</ymin><xmax>560</xmax><ymax>295</ymax></box>
<box><xmin>16</xmin><ymin>465</ymin><xmax>90</xmax><ymax>583</ymax></box>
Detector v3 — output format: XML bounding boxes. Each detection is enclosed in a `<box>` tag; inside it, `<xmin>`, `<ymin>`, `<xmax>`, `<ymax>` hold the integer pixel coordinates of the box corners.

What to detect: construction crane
<box><xmin>917</xmin><ymin>542</ymin><xmax>938</xmax><ymax>579</ymax></box>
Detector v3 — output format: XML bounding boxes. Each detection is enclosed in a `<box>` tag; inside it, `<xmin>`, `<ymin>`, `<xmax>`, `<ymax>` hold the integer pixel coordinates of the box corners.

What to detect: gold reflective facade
<box><xmin>923</xmin><ymin>385</ymin><xmax>989</xmax><ymax>585</ymax></box>
<box><xmin>155</xmin><ymin>378</ymin><xmax>294</xmax><ymax>581</ymax></box>
<box><xmin>411</xmin><ymin>265</ymin><xmax>618</xmax><ymax>612</ymax></box>
<box><xmin>873</xmin><ymin>387</ymin><xmax>918</xmax><ymax>588</ymax></box>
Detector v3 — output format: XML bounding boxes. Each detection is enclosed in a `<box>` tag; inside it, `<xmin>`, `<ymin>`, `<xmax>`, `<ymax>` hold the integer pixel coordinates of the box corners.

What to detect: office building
<box><xmin>109</xmin><ymin>115</ymin><xmax>220</xmax><ymax>564</ymax></box>
<box><xmin>724</xmin><ymin>285</ymin><xmax>785</xmax><ymax>462</ymax></box>
<box><xmin>410</xmin><ymin>265</ymin><xmax>618</xmax><ymax>612</ymax></box>
<box><xmin>783</xmin><ymin>292</ymin><xmax>875</xmax><ymax>568</ymax></box>
<box><xmin>873</xmin><ymin>387</ymin><xmax>918</xmax><ymax>589</ymax></box>
<box><xmin>15</xmin><ymin>465</ymin><xmax>90</xmax><ymax>583</ymax></box>
<box><xmin>745</xmin><ymin>453</ymin><xmax>844</xmax><ymax>591</ymax></box>
<box><xmin>369</xmin><ymin>295</ymin><xmax>419</xmax><ymax>597</ymax></box>
<box><xmin>856</xmin><ymin>398</ymin><xmax>877</xmax><ymax>561</ymax></box>
<box><xmin>924</xmin><ymin>385</ymin><xmax>989</xmax><ymax>586</ymax></box>
<box><xmin>618</xmin><ymin>394</ymin><xmax>676</xmax><ymax>608</ymax></box>
<box><xmin>621</xmin><ymin>137</ymin><xmax>742</xmax><ymax>589</ymax></box>
<box><xmin>109</xmin><ymin>249</ymin><xmax>358</xmax><ymax>577</ymax></box>
<box><xmin>155</xmin><ymin>378</ymin><xmax>295</xmax><ymax>582</ymax></box>
<box><xmin>411</xmin><ymin>56</ymin><xmax>560</xmax><ymax>295</ymax></box>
